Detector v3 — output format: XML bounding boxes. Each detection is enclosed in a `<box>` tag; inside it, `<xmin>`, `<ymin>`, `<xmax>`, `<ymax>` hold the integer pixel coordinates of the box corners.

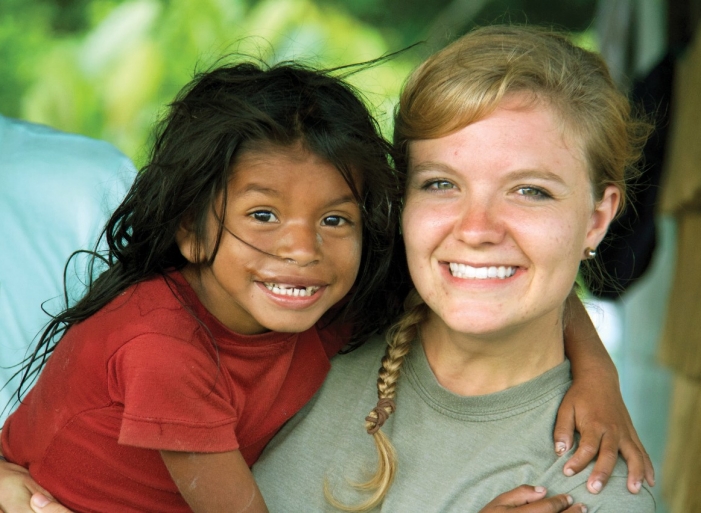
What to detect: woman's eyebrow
<box><xmin>409</xmin><ymin>161</ymin><xmax>457</xmax><ymax>176</ymax></box>
<box><xmin>505</xmin><ymin>169</ymin><xmax>567</xmax><ymax>185</ymax></box>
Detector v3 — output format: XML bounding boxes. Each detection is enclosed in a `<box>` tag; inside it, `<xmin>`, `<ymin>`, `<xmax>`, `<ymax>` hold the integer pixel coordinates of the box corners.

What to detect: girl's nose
<box><xmin>274</xmin><ymin>222</ymin><xmax>322</xmax><ymax>266</ymax></box>
<box><xmin>452</xmin><ymin>200</ymin><xmax>505</xmax><ymax>246</ymax></box>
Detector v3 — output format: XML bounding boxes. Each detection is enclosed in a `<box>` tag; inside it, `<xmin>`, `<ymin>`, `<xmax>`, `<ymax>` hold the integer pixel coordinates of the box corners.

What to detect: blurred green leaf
<box><xmin>2</xmin><ymin>0</ymin><xmax>594</xmax><ymax>162</ymax></box>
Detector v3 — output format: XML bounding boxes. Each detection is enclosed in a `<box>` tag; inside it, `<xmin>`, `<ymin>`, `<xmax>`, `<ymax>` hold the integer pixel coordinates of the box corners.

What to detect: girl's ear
<box><xmin>176</xmin><ymin>220</ymin><xmax>205</xmax><ymax>264</ymax></box>
<box><xmin>583</xmin><ymin>185</ymin><xmax>621</xmax><ymax>258</ymax></box>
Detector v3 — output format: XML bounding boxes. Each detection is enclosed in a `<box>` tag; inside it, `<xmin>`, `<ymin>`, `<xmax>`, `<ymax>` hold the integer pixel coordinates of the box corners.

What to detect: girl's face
<box><xmin>401</xmin><ymin>96</ymin><xmax>619</xmax><ymax>342</ymax></box>
<box><xmin>177</xmin><ymin>144</ymin><xmax>362</xmax><ymax>335</ymax></box>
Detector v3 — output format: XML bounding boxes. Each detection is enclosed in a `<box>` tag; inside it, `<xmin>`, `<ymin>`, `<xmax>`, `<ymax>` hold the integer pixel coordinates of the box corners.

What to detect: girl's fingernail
<box><xmin>32</xmin><ymin>494</ymin><xmax>51</xmax><ymax>508</ymax></box>
<box><xmin>633</xmin><ymin>481</ymin><xmax>642</xmax><ymax>492</ymax></box>
<box><xmin>591</xmin><ymin>480</ymin><xmax>602</xmax><ymax>493</ymax></box>
<box><xmin>578</xmin><ymin>505</ymin><xmax>588</xmax><ymax>513</ymax></box>
<box><xmin>564</xmin><ymin>467</ymin><xmax>575</xmax><ymax>477</ymax></box>
<box><xmin>535</xmin><ymin>486</ymin><xmax>546</xmax><ymax>493</ymax></box>
<box><xmin>566</xmin><ymin>494</ymin><xmax>574</xmax><ymax>505</ymax></box>
<box><xmin>555</xmin><ymin>442</ymin><xmax>567</xmax><ymax>454</ymax></box>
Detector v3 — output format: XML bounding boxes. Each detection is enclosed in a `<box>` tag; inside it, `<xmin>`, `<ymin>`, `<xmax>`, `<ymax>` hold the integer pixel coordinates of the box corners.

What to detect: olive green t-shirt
<box><xmin>253</xmin><ymin>335</ymin><xmax>655</xmax><ymax>512</ymax></box>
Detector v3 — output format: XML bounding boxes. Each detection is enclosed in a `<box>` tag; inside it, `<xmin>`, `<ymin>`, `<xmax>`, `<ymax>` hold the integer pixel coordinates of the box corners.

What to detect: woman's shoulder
<box><xmin>254</xmin><ymin>335</ymin><xmax>387</xmax><ymax>510</ymax></box>
<box><xmin>326</xmin><ymin>333</ymin><xmax>387</xmax><ymax>383</ymax></box>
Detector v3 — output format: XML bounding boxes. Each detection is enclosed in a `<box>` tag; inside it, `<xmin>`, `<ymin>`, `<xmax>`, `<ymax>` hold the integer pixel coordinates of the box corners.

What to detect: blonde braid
<box><xmin>325</xmin><ymin>290</ymin><xmax>428</xmax><ymax>511</ymax></box>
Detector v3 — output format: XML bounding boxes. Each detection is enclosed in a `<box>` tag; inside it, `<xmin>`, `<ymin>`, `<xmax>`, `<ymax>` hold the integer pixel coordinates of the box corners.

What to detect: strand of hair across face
<box><xmin>324</xmin><ymin>289</ymin><xmax>428</xmax><ymax>511</ymax></box>
<box><xmin>220</xmin><ymin>223</ymin><xmax>294</xmax><ymax>263</ymax></box>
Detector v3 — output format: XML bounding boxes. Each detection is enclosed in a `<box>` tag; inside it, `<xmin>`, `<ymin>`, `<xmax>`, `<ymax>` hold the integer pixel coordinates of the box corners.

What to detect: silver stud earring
<box><xmin>585</xmin><ymin>247</ymin><xmax>597</xmax><ymax>259</ymax></box>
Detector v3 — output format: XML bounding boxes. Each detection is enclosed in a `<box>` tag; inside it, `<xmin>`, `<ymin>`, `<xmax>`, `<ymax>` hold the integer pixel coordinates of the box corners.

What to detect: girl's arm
<box><xmin>0</xmin><ymin>448</ymin><xmax>269</xmax><ymax>513</ymax></box>
<box><xmin>558</xmin><ymin>292</ymin><xmax>654</xmax><ymax>494</ymax></box>
<box><xmin>160</xmin><ymin>449</ymin><xmax>268</xmax><ymax>513</ymax></box>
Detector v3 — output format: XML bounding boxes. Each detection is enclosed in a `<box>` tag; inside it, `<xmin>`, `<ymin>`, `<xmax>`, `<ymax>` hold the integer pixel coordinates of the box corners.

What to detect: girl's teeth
<box><xmin>264</xmin><ymin>283</ymin><xmax>320</xmax><ymax>297</ymax></box>
<box><xmin>448</xmin><ymin>263</ymin><xmax>516</xmax><ymax>280</ymax></box>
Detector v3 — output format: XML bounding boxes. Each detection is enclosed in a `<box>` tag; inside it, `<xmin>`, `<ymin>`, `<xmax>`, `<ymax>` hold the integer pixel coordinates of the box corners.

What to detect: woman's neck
<box><xmin>420</xmin><ymin>310</ymin><xmax>565</xmax><ymax>396</ymax></box>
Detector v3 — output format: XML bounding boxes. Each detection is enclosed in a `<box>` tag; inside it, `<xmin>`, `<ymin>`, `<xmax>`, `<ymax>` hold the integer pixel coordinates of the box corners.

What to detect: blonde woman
<box><xmin>251</xmin><ymin>26</ymin><xmax>656</xmax><ymax>512</ymax></box>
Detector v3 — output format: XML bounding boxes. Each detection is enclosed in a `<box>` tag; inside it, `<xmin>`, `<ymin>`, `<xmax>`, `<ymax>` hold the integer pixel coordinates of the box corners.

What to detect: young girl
<box><xmin>1</xmin><ymin>60</ymin><xmax>650</xmax><ymax>513</ymax></box>
<box><xmin>1</xmin><ymin>61</ymin><xmax>402</xmax><ymax>513</ymax></box>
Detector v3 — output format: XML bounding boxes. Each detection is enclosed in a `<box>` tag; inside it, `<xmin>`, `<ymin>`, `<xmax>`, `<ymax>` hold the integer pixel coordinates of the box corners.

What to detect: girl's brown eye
<box><xmin>251</xmin><ymin>211</ymin><xmax>278</xmax><ymax>222</ymax></box>
<box><xmin>322</xmin><ymin>216</ymin><xmax>349</xmax><ymax>227</ymax></box>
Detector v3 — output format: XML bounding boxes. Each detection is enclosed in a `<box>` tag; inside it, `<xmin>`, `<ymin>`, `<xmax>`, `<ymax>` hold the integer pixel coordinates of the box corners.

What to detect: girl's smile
<box><xmin>178</xmin><ymin>143</ymin><xmax>362</xmax><ymax>335</ymax></box>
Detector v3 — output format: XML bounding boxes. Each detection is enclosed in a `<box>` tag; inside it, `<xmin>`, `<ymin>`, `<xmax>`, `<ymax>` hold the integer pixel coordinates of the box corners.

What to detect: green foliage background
<box><xmin>1</xmin><ymin>0</ymin><xmax>419</xmax><ymax>166</ymax></box>
<box><xmin>0</xmin><ymin>0</ymin><xmax>596</xmax><ymax>166</ymax></box>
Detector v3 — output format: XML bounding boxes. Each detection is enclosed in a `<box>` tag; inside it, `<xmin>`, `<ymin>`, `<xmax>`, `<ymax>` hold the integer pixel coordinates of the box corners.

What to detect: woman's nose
<box><xmin>274</xmin><ymin>222</ymin><xmax>322</xmax><ymax>266</ymax></box>
<box><xmin>452</xmin><ymin>200</ymin><xmax>505</xmax><ymax>246</ymax></box>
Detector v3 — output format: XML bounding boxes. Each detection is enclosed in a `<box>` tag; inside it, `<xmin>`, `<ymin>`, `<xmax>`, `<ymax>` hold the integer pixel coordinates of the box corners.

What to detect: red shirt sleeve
<box><xmin>316</xmin><ymin>318</ymin><xmax>354</xmax><ymax>357</ymax></box>
<box><xmin>107</xmin><ymin>335</ymin><xmax>240</xmax><ymax>453</ymax></box>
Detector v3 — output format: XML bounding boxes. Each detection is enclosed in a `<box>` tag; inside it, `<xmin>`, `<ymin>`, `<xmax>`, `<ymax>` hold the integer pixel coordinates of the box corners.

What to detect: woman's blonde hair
<box><xmin>332</xmin><ymin>24</ymin><xmax>652</xmax><ymax>511</ymax></box>
<box><xmin>396</xmin><ymin>24</ymin><xmax>652</xmax><ymax>211</ymax></box>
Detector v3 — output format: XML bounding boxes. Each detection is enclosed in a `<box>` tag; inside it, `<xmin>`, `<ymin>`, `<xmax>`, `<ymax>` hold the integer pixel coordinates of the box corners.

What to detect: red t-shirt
<box><xmin>2</xmin><ymin>271</ymin><xmax>348</xmax><ymax>513</ymax></box>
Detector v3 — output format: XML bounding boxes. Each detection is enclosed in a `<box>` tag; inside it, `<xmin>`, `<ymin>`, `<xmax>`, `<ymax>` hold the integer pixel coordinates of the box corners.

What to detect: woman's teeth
<box><xmin>264</xmin><ymin>283</ymin><xmax>320</xmax><ymax>297</ymax></box>
<box><xmin>449</xmin><ymin>263</ymin><xmax>517</xmax><ymax>280</ymax></box>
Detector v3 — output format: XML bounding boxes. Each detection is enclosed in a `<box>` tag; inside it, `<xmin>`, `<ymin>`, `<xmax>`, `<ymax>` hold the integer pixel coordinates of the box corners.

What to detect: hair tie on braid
<box><xmin>365</xmin><ymin>398</ymin><xmax>396</xmax><ymax>435</ymax></box>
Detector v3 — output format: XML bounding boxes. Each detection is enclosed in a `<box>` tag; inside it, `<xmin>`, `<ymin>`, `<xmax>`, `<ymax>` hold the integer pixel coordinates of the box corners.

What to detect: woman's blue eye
<box><xmin>322</xmin><ymin>215</ymin><xmax>348</xmax><ymax>227</ymax></box>
<box><xmin>251</xmin><ymin>211</ymin><xmax>278</xmax><ymax>223</ymax></box>
<box><xmin>516</xmin><ymin>186</ymin><xmax>551</xmax><ymax>200</ymax></box>
<box><xmin>425</xmin><ymin>180</ymin><xmax>455</xmax><ymax>190</ymax></box>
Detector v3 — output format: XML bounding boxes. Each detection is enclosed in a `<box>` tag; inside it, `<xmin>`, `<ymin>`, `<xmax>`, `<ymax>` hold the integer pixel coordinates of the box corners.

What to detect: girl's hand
<box><xmin>559</xmin><ymin>293</ymin><xmax>654</xmax><ymax>494</ymax></box>
<box><xmin>553</xmin><ymin>373</ymin><xmax>652</xmax><ymax>495</ymax></box>
<box><xmin>29</xmin><ymin>494</ymin><xmax>73</xmax><ymax>513</ymax></box>
<box><xmin>480</xmin><ymin>485</ymin><xmax>587</xmax><ymax>512</ymax></box>
<box><xmin>0</xmin><ymin>459</ymin><xmax>62</xmax><ymax>513</ymax></box>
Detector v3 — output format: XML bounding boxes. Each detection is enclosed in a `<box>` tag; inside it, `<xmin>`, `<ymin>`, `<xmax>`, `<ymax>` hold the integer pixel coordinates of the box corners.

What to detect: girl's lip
<box><xmin>255</xmin><ymin>275</ymin><xmax>327</xmax><ymax>288</ymax></box>
<box><xmin>255</xmin><ymin>281</ymin><xmax>328</xmax><ymax>309</ymax></box>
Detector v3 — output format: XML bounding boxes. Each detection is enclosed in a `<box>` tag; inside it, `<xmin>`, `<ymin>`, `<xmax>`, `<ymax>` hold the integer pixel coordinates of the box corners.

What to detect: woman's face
<box><xmin>401</xmin><ymin>96</ymin><xmax>619</xmax><ymax>341</ymax></box>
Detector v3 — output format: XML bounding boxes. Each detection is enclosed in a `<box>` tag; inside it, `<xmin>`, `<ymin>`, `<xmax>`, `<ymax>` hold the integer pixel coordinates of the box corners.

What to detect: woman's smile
<box><xmin>447</xmin><ymin>262</ymin><xmax>518</xmax><ymax>280</ymax></box>
<box><xmin>402</xmin><ymin>94</ymin><xmax>619</xmax><ymax>344</ymax></box>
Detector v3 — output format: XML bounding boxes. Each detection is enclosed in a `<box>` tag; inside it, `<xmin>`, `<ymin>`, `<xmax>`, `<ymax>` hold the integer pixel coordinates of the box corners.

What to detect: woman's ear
<box><xmin>583</xmin><ymin>185</ymin><xmax>621</xmax><ymax>257</ymax></box>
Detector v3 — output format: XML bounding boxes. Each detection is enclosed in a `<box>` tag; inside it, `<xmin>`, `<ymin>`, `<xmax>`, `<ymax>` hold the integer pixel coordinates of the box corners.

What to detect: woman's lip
<box><xmin>440</xmin><ymin>261</ymin><xmax>524</xmax><ymax>282</ymax></box>
<box><xmin>440</xmin><ymin>260</ymin><xmax>522</xmax><ymax>268</ymax></box>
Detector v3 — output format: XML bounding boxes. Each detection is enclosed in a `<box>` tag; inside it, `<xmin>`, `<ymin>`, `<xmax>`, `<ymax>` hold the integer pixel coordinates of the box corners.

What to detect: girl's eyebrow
<box><xmin>239</xmin><ymin>184</ymin><xmax>358</xmax><ymax>208</ymax></box>
<box><xmin>325</xmin><ymin>194</ymin><xmax>358</xmax><ymax>208</ymax></box>
<box><xmin>239</xmin><ymin>183</ymin><xmax>281</xmax><ymax>196</ymax></box>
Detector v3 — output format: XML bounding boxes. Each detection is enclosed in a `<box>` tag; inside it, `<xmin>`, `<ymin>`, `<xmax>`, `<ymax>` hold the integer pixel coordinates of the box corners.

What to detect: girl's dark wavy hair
<box><xmin>14</xmin><ymin>59</ymin><xmax>403</xmax><ymax>402</ymax></box>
